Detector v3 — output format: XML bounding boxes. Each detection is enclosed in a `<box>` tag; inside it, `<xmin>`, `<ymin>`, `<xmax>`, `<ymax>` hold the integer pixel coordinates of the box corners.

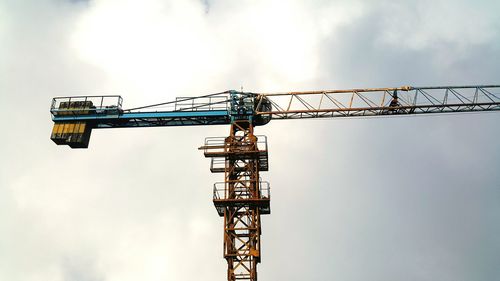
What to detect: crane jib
<box><xmin>49</xmin><ymin>85</ymin><xmax>500</xmax><ymax>148</ymax></box>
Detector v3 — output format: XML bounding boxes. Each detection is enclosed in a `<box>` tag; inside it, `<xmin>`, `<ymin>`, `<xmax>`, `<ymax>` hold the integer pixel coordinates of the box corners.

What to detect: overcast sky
<box><xmin>1</xmin><ymin>1</ymin><xmax>499</xmax><ymax>281</ymax></box>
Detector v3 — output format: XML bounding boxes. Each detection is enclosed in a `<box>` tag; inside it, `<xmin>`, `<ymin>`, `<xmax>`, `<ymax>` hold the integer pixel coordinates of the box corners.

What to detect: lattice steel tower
<box><xmin>202</xmin><ymin>119</ymin><xmax>270</xmax><ymax>280</ymax></box>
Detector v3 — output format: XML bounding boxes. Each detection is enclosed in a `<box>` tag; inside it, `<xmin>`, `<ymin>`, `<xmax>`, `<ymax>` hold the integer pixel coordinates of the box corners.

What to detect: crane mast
<box><xmin>49</xmin><ymin>85</ymin><xmax>500</xmax><ymax>281</ymax></box>
<box><xmin>201</xmin><ymin>120</ymin><xmax>270</xmax><ymax>280</ymax></box>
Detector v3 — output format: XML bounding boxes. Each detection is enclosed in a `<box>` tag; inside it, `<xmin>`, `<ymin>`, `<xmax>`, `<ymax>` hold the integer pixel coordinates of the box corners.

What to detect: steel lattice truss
<box><xmin>255</xmin><ymin>85</ymin><xmax>500</xmax><ymax>119</ymax></box>
<box><xmin>201</xmin><ymin>121</ymin><xmax>270</xmax><ymax>281</ymax></box>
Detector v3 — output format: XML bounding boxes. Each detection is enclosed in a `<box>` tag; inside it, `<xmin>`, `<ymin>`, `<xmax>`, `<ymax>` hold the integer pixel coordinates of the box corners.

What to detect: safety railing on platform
<box><xmin>210</xmin><ymin>156</ymin><xmax>269</xmax><ymax>173</ymax></box>
<box><xmin>174</xmin><ymin>95</ymin><xmax>229</xmax><ymax>111</ymax></box>
<box><xmin>202</xmin><ymin>135</ymin><xmax>268</xmax><ymax>155</ymax></box>
<box><xmin>213</xmin><ymin>180</ymin><xmax>270</xmax><ymax>201</ymax></box>
<box><xmin>50</xmin><ymin>95</ymin><xmax>123</xmax><ymax>116</ymax></box>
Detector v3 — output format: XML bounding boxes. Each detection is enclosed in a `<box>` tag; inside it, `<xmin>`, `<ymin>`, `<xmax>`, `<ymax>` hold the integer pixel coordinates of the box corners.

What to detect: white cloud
<box><xmin>71</xmin><ymin>0</ymin><xmax>367</xmax><ymax>99</ymax></box>
<box><xmin>375</xmin><ymin>0</ymin><xmax>498</xmax><ymax>50</ymax></box>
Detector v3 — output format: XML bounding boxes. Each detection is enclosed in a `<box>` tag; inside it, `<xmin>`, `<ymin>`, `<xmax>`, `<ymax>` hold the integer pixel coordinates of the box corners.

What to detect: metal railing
<box><xmin>174</xmin><ymin>95</ymin><xmax>228</xmax><ymax>111</ymax></box>
<box><xmin>50</xmin><ymin>95</ymin><xmax>123</xmax><ymax>116</ymax></box>
<box><xmin>213</xmin><ymin>180</ymin><xmax>270</xmax><ymax>201</ymax></box>
<box><xmin>202</xmin><ymin>135</ymin><xmax>268</xmax><ymax>155</ymax></box>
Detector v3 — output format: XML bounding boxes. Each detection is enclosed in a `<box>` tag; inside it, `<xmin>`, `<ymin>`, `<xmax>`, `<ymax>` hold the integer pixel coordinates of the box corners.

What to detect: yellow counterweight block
<box><xmin>51</xmin><ymin>121</ymin><xmax>92</xmax><ymax>148</ymax></box>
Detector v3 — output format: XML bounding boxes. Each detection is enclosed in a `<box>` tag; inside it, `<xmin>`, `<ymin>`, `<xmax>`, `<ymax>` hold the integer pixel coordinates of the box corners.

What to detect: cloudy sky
<box><xmin>1</xmin><ymin>0</ymin><xmax>499</xmax><ymax>281</ymax></box>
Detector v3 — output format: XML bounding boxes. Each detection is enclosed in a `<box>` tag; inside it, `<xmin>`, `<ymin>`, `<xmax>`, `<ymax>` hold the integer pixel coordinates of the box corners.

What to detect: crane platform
<box><xmin>213</xmin><ymin>181</ymin><xmax>271</xmax><ymax>217</ymax></box>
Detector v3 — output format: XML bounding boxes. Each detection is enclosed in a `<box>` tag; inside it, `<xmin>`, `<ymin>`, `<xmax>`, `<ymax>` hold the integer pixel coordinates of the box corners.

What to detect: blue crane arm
<box><xmin>49</xmin><ymin>94</ymin><xmax>223</xmax><ymax>148</ymax></box>
<box><xmin>52</xmin><ymin>109</ymin><xmax>231</xmax><ymax>128</ymax></box>
<box><xmin>49</xmin><ymin>91</ymin><xmax>269</xmax><ymax>148</ymax></box>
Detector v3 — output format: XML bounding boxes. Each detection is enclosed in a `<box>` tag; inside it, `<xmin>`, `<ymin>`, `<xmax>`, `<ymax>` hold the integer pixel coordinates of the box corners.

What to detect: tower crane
<box><xmin>49</xmin><ymin>85</ymin><xmax>500</xmax><ymax>281</ymax></box>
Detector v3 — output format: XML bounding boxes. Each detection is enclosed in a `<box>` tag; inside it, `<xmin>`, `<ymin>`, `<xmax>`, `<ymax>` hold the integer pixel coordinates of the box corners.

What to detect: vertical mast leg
<box><xmin>202</xmin><ymin>120</ymin><xmax>271</xmax><ymax>281</ymax></box>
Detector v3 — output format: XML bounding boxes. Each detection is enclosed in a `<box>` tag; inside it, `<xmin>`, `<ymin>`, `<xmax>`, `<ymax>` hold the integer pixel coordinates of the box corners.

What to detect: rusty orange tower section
<box><xmin>201</xmin><ymin>120</ymin><xmax>270</xmax><ymax>281</ymax></box>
